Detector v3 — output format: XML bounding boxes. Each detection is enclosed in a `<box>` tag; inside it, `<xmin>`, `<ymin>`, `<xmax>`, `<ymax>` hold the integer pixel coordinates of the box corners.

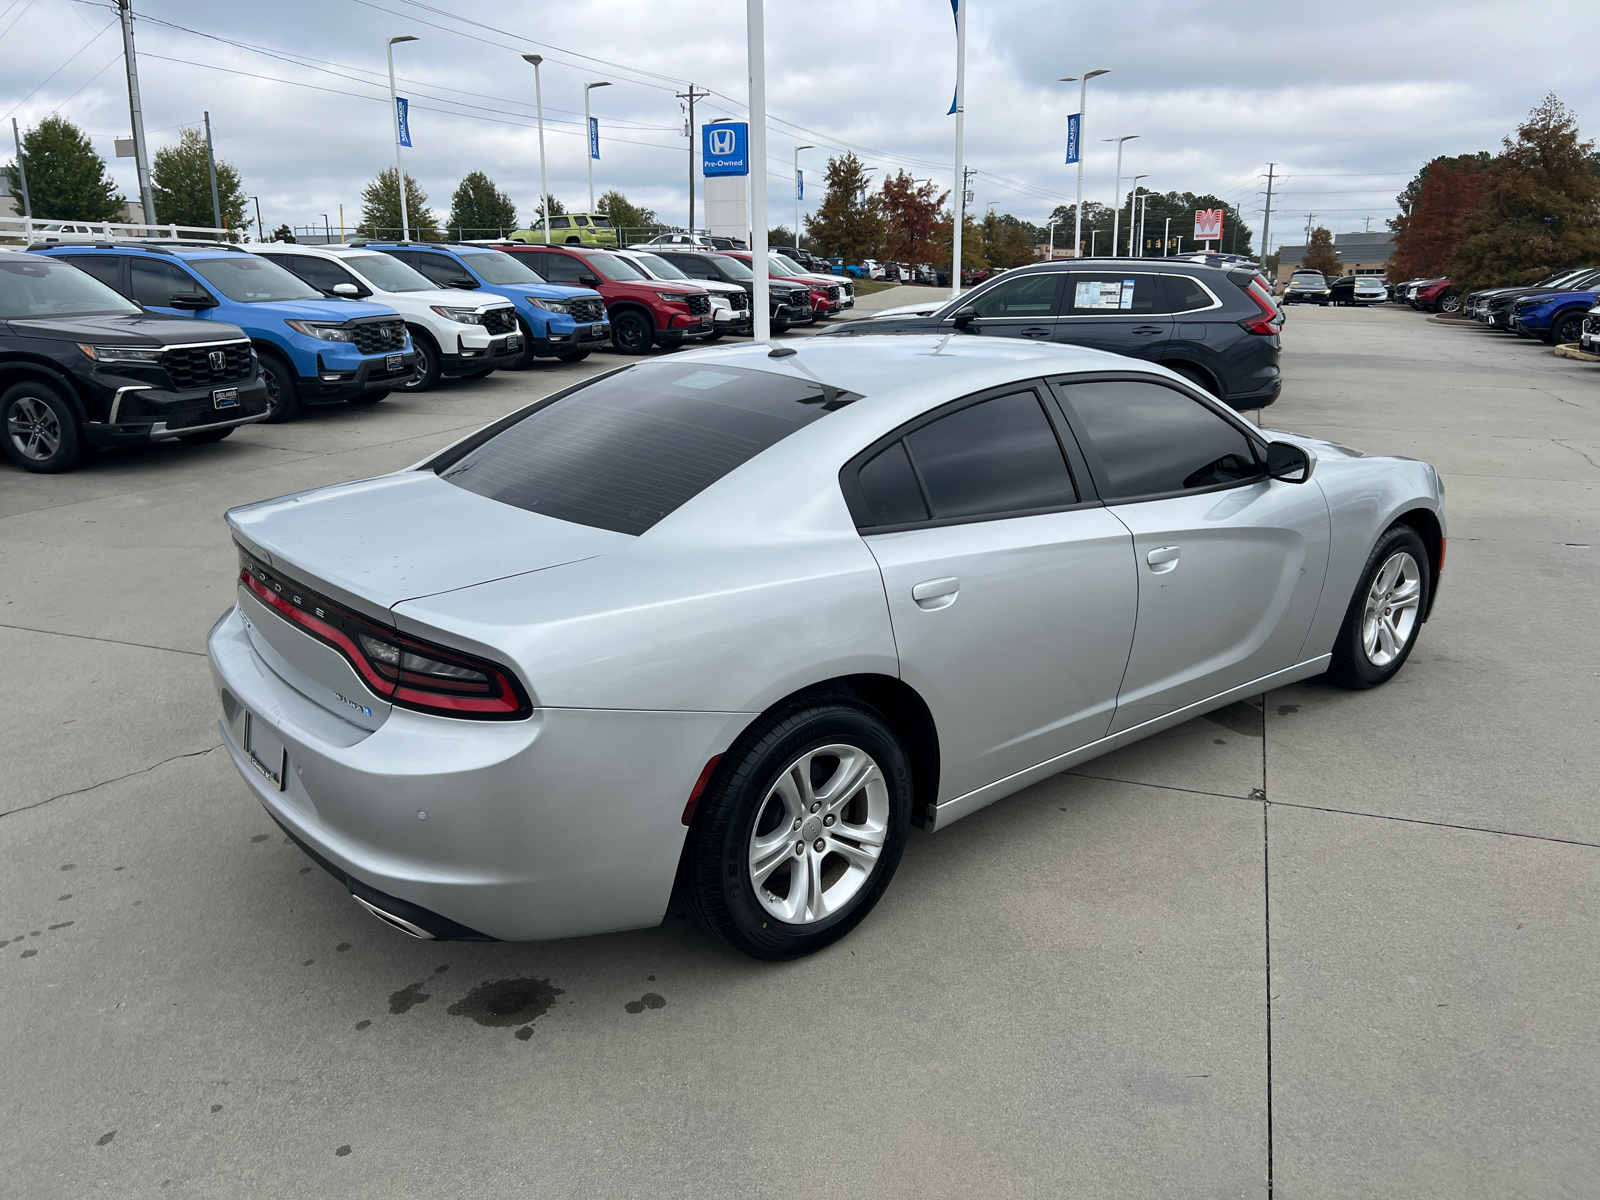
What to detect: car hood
<box><xmin>376</xmin><ymin>286</ymin><xmax>512</xmax><ymax>310</ymax></box>
<box><xmin>250</xmin><ymin>298</ymin><xmax>398</xmax><ymax>322</ymax></box>
<box><xmin>866</xmin><ymin>301</ymin><xmax>946</xmax><ymax>319</ymax></box>
<box><xmin>225</xmin><ymin>471</ymin><xmax>633</xmax><ymax>616</ymax></box>
<box><xmin>3</xmin><ymin>311</ymin><xmax>245</xmax><ymax>344</ymax></box>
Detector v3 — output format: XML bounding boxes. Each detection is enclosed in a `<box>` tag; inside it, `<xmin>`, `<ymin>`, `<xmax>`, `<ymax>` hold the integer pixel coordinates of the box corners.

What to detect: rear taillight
<box><xmin>1240</xmin><ymin>280</ymin><xmax>1283</xmax><ymax>335</ymax></box>
<box><xmin>237</xmin><ymin>552</ymin><xmax>531</xmax><ymax>720</ymax></box>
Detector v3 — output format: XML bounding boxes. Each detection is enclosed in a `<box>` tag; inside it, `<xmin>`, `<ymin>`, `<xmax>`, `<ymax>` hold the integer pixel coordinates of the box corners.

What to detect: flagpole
<box><xmin>949</xmin><ymin>0</ymin><xmax>966</xmax><ymax>300</ymax></box>
<box><xmin>1062</xmin><ymin>69</ymin><xmax>1107</xmax><ymax>258</ymax></box>
<box><xmin>747</xmin><ymin>0</ymin><xmax>769</xmax><ymax>343</ymax></box>
<box><xmin>386</xmin><ymin>35</ymin><xmax>417</xmax><ymax>240</ymax></box>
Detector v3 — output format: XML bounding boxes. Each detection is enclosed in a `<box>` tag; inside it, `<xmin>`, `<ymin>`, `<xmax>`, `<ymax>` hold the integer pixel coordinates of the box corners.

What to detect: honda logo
<box><xmin>708</xmin><ymin>128</ymin><xmax>736</xmax><ymax>156</ymax></box>
<box><xmin>208</xmin><ymin>350</ymin><xmax>227</xmax><ymax>371</ymax></box>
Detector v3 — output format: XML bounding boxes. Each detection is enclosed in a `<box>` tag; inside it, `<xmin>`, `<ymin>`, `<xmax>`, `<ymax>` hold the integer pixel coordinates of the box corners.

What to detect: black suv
<box><xmin>651</xmin><ymin>249</ymin><xmax>814</xmax><ymax>333</ymax></box>
<box><xmin>1</xmin><ymin>253</ymin><xmax>268</xmax><ymax>472</ymax></box>
<box><xmin>819</xmin><ymin>258</ymin><xmax>1283</xmax><ymax>409</ymax></box>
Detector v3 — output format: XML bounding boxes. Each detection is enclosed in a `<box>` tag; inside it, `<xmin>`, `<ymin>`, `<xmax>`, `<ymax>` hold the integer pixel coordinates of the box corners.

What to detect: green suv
<box><xmin>508</xmin><ymin>214</ymin><xmax>617</xmax><ymax>247</ymax></box>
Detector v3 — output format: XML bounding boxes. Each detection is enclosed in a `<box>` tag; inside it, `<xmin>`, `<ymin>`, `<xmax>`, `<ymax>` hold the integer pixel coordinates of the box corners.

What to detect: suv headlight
<box><xmin>656</xmin><ymin>291</ymin><xmax>689</xmax><ymax>304</ymax></box>
<box><xmin>430</xmin><ymin>305</ymin><xmax>486</xmax><ymax>324</ymax></box>
<box><xmin>79</xmin><ymin>344</ymin><xmax>162</xmax><ymax>363</ymax></box>
<box><xmin>285</xmin><ymin>320</ymin><xmax>355</xmax><ymax>341</ymax></box>
<box><xmin>526</xmin><ymin>298</ymin><xmax>571</xmax><ymax>313</ymax></box>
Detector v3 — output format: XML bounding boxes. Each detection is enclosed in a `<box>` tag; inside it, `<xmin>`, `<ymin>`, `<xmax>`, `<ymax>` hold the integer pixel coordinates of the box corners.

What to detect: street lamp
<box><xmin>584</xmin><ymin>80</ymin><xmax>611</xmax><ymax>212</ymax></box>
<box><xmin>1059</xmin><ymin>69</ymin><xmax>1108</xmax><ymax>258</ymax></box>
<box><xmin>794</xmin><ymin>143</ymin><xmax>813</xmax><ymax>251</ymax></box>
<box><xmin>1103</xmin><ymin>135</ymin><xmax>1137</xmax><ymax>256</ymax></box>
<box><xmin>386</xmin><ymin>35</ymin><xmax>418</xmax><ymax>241</ymax></box>
<box><xmin>1046</xmin><ymin>217</ymin><xmax>1060</xmax><ymax>260</ymax></box>
<box><xmin>1127</xmin><ymin>173</ymin><xmax>1148</xmax><ymax>257</ymax></box>
<box><xmin>522</xmin><ymin>55</ymin><xmax>550</xmax><ymax>244</ymax></box>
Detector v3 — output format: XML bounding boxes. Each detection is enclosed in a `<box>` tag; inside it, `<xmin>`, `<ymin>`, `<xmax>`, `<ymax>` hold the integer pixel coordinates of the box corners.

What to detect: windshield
<box><xmin>712</xmin><ymin>254</ymin><xmax>752</xmax><ymax>280</ymax></box>
<box><xmin>343</xmin><ymin>253</ymin><xmax>437</xmax><ymax>293</ymax></box>
<box><xmin>588</xmin><ymin>254</ymin><xmax>645</xmax><ymax>282</ymax></box>
<box><xmin>1291</xmin><ymin>274</ymin><xmax>1326</xmax><ymax>286</ymax></box>
<box><xmin>632</xmin><ymin>253</ymin><xmax>689</xmax><ymax>280</ymax></box>
<box><xmin>764</xmin><ymin>257</ymin><xmax>800</xmax><ymax>277</ymax></box>
<box><xmin>436</xmin><ymin>360</ymin><xmax>858</xmax><ymax>535</ymax></box>
<box><xmin>774</xmin><ymin>254</ymin><xmax>808</xmax><ymax>275</ymax></box>
<box><xmin>459</xmin><ymin>249</ymin><xmax>544</xmax><ymax>284</ymax></box>
<box><xmin>0</xmin><ymin>256</ymin><xmax>140</xmax><ymax>318</ymax></box>
<box><xmin>189</xmin><ymin>255</ymin><xmax>323</xmax><ymax>302</ymax></box>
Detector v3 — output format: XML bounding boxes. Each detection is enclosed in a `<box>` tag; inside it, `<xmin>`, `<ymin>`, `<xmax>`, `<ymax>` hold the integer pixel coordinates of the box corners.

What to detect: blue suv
<box><xmin>1509</xmin><ymin>286</ymin><xmax>1598</xmax><ymax>345</ymax></box>
<box><xmin>33</xmin><ymin>242</ymin><xmax>414</xmax><ymax>422</ymax></box>
<box><xmin>357</xmin><ymin>242</ymin><xmax>609</xmax><ymax>363</ymax></box>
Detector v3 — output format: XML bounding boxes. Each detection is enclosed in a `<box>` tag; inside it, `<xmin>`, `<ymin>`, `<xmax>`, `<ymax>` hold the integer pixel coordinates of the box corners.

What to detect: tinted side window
<box><xmin>903</xmin><ymin>391</ymin><xmax>1076</xmax><ymax>520</ymax></box>
<box><xmin>60</xmin><ymin>254</ymin><xmax>124</xmax><ymax>291</ymax></box>
<box><xmin>1162</xmin><ymin>274</ymin><xmax>1215</xmax><ymax>313</ymax></box>
<box><xmin>288</xmin><ymin>255</ymin><xmax>357</xmax><ymax>293</ymax></box>
<box><xmin>537</xmin><ymin>252</ymin><xmax>586</xmax><ymax>284</ymax></box>
<box><xmin>409</xmin><ymin>252</ymin><xmax>463</xmax><ymax>287</ymax></box>
<box><xmin>966</xmin><ymin>273</ymin><xmax>1063</xmax><ymax>318</ymax></box>
<box><xmin>129</xmin><ymin>258</ymin><xmax>198</xmax><ymax>307</ymax></box>
<box><xmin>550</xmin><ymin>217</ymin><xmax>571</xmax><ymax>230</ymax></box>
<box><xmin>1060</xmin><ymin>380</ymin><xmax>1259</xmax><ymax>500</ymax></box>
<box><xmin>857</xmin><ymin>441</ymin><xmax>928</xmax><ymax>526</ymax></box>
<box><xmin>1067</xmin><ymin>273</ymin><xmax>1163</xmax><ymax>314</ymax></box>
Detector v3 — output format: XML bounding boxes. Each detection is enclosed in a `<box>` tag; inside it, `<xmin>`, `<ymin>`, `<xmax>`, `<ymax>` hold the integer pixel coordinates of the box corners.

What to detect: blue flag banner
<box><xmin>1065</xmin><ymin>112</ymin><xmax>1081</xmax><ymax>164</ymax></box>
<box><xmin>588</xmin><ymin>116</ymin><xmax>599</xmax><ymax>161</ymax></box>
<box><xmin>797</xmin><ymin>169</ymin><xmax>803</xmax><ymax>201</ymax></box>
<box><xmin>948</xmin><ymin>0</ymin><xmax>959</xmax><ymax>115</ymax></box>
<box><xmin>396</xmin><ymin>97</ymin><xmax>412</xmax><ymax>148</ymax></box>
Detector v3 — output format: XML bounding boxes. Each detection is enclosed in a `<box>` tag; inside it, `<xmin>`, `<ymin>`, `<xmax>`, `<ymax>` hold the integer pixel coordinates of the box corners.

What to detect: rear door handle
<box><xmin>1146</xmin><ymin>546</ymin><xmax>1180</xmax><ymax>572</ymax></box>
<box><xmin>912</xmin><ymin>577</ymin><xmax>960</xmax><ymax>609</ymax></box>
<box><xmin>1020</xmin><ymin>326</ymin><xmax>1052</xmax><ymax>339</ymax></box>
<box><xmin>1131</xmin><ymin>325</ymin><xmax>1165</xmax><ymax>336</ymax></box>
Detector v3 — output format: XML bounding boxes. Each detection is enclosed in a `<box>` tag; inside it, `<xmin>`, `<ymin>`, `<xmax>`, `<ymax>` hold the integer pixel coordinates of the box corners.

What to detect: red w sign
<box><xmin>1194</xmin><ymin>209</ymin><xmax>1224</xmax><ymax>241</ymax></box>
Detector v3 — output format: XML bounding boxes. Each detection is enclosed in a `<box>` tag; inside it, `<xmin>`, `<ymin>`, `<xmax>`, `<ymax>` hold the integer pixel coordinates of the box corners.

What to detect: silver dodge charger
<box><xmin>209</xmin><ymin>335</ymin><xmax>1444</xmax><ymax>960</ymax></box>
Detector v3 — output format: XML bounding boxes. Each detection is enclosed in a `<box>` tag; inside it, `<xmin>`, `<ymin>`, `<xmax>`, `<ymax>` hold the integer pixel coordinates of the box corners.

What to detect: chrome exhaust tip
<box><xmin>351</xmin><ymin>893</ymin><xmax>436</xmax><ymax>940</ymax></box>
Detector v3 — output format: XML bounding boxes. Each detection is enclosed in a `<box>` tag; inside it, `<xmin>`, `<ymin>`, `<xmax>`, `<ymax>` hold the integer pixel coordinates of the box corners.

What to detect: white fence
<box><xmin>0</xmin><ymin>215</ymin><xmax>237</xmax><ymax>245</ymax></box>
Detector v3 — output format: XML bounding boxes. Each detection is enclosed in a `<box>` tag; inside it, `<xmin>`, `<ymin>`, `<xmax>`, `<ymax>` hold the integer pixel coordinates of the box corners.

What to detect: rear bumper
<box><xmin>207</xmin><ymin>604</ymin><xmax>745</xmax><ymax>942</ymax></box>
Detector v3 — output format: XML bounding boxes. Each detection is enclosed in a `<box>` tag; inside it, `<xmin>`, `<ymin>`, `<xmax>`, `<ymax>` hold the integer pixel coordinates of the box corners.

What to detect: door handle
<box><xmin>1131</xmin><ymin>325</ymin><xmax>1164</xmax><ymax>336</ymax></box>
<box><xmin>1146</xmin><ymin>546</ymin><xmax>1180</xmax><ymax>572</ymax></box>
<box><xmin>911</xmin><ymin>577</ymin><xmax>960</xmax><ymax>609</ymax></box>
<box><xmin>1020</xmin><ymin>326</ymin><xmax>1052</xmax><ymax>339</ymax></box>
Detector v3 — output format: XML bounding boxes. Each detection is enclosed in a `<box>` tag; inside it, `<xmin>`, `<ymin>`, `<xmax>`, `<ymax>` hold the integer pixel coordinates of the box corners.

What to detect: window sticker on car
<box><xmin>1120</xmin><ymin>279</ymin><xmax>1136</xmax><ymax>309</ymax></box>
<box><xmin>1075</xmin><ymin>280</ymin><xmax>1133</xmax><ymax>311</ymax></box>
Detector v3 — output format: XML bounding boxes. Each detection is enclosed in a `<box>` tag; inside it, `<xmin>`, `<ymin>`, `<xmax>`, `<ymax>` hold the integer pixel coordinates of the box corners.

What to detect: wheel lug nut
<box><xmin>792</xmin><ymin>818</ymin><xmax>801</xmax><ymax>831</ymax></box>
<box><xmin>809</xmin><ymin>802</ymin><xmax>821</xmax><ymax>814</ymax></box>
<box><xmin>795</xmin><ymin>841</ymin><xmax>804</xmax><ymax>855</ymax></box>
<box><xmin>813</xmin><ymin>838</ymin><xmax>825</xmax><ymax>852</ymax></box>
<box><xmin>823</xmin><ymin>814</ymin><xmax>835</xmax><ymax>826</ymax></box>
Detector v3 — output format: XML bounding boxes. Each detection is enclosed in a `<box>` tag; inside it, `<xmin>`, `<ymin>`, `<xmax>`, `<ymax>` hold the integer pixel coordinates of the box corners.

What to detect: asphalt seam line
<box><xmin>1261</xmin><ymin>695</ymin><xmax>1274</xmax><ymax>1199</ymax></box>
<box><xmin>0</xmin><ymin>745</ymin><xmax>221</xmax><ymax>820</ymax></box>
<box><xmin>0</xmin><ymin>622</ymin><xmax>207</xmax><ymax>658</ymax></box>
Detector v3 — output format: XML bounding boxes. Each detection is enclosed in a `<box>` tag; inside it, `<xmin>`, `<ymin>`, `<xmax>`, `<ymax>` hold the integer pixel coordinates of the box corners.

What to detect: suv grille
<box><xmin>163</xmin><ymin>392</ymin><xmax>268</xmax><ymax>429</ymax></box>
<box><xmin>571</xmin><ymin>298</ymin><xmax>606</xmax><ymax>323</ymax></box>
<box><xmin>481</xmin><ymin>307</ymin><xmax>516</xmax><ymax>335</ymax></box>
<box><xmin>685</xmin><ymin>293</ymin><xmax>711</xmax><ymax>316</ymax></box>
<box><xmin>827</xmin><ymin>285</ymin><xmax>841</xmax><ymax>303</ymax></box>
<box><xmin>728</xmin><ymin>291</ymin><xmax>749</xmax><ymax>312</ymax></box>
<box><xmin>162</xmin><ymin>341</ymin><xmax>253</xmax><ymax>390</ymax></box>
<box><xmin>351</xmin><ymin>320</ymin><xmax>406</xmax><ymax>355</ymax></box>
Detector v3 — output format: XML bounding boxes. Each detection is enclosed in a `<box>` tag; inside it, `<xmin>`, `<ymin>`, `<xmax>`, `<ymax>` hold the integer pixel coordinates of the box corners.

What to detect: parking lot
<box><xmin>2</xmin><ymin>301</ymin><xmax>1596</xmax><ymax>1197</ymax></box>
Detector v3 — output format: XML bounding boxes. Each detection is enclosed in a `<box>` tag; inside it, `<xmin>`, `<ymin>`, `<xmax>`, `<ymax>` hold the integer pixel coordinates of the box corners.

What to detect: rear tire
<box><xmin>257</xmin><ymin>351</ymin><xmax>301</xmax><ymax>424</ymax></box>
<box><xmin>177</xmin><ymin>426</ymin><xmax>234</xmax><ymax>444</ymax></box>
<box><xmin>1438</xmin><ymin>291</ymin><xmax>1461</xmax><ymax>314</ymax></box>
<box><xmin>684</xmin><ymin>695</ymin><xmax>913</xmax><ymax>961</ymax></box>
<box><xmin>611</xmin><ymin>309</ymin><xmax>655</xmax><ymax>355</ymax></box>
<box><xmin>1327</xmin><ymin>524</ymin><xmax>1431</xmax><ymax>689</ymax></box>
<box><xmin>1552</xmin><ymin>312</ymin><xmax>1584</xmax><ymax>345</ymax></box>
<box><xmin>1</xmin><ymin>379</ymin><xmax>85</xmax><ymax>473</ymax></box>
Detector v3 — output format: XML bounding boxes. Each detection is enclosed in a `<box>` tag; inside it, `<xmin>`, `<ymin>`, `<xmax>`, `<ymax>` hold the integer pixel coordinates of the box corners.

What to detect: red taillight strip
<box><xmin>241</xmin><ymin>570</ymin><xmax>396</xmax><ymax>697</ymax></box>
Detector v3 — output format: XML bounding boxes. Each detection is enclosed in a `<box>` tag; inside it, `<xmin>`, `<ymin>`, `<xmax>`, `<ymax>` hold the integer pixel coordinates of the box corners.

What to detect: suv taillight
<box><xmin>1240</xmin><ymin>280</ymin><xmax>1283</xmax><ymax>335</ymax></box>
<box><xmin>238</xmin><ymin>553</ymin><xmax>530</xmax><ymax>720</ymax></box>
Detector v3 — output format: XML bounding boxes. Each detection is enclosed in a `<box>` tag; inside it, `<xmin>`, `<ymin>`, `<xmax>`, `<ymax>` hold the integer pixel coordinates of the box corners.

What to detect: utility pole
<box><xmin>949</xmin><ymin>0</ymin><xmax>966</xmax><ymax>300</ymax></box>
<box><xmin>116</xmin><ymin>0</ymin><xmax>156</xmax><ymax>226</ymax></box>
<box><xmin>676</xmin><ymin>83</ymin><xmax>710</xmax><ymax>231</ymax></box>
<box><xmin>250</xmin><ymin>196</ymin><xmax>262</xmax><ymax>241</ymax></box>
<box><xmin>1304</xmin><ymin>211</ymin><xmax>1316</xmax><ymax>245</ymax></box>
<box><xmin>1260</xmin><ymin>162</ymin><xmax>1275</xmax><ymax>268</ymax></box>
<box><xmin>10</xmin><ymin>118</ymin><xmax>30</xmax><ymax>230</ymax></box>
<box><xmin>203</xmin><ymin>111</ymin><xmax>222</xmax><ymax>232</ymax></box>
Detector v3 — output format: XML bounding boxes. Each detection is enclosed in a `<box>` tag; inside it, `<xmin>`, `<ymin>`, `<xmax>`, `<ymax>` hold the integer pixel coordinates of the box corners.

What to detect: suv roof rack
<box><xmin>25</xmin><ymin>238</ymin><xmax>247</xmax><ymax>255</ymax></box>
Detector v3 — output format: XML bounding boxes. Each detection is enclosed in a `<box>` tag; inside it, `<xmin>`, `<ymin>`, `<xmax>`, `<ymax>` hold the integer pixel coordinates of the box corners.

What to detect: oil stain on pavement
<box><xmin>447</xmin><ymin>977</ymin><xmax>564</xmax><ymax>1029</ymax></box>
<box><xmin>625</xmin><ymin>992</ymin><xmax>666</xmax><ymax>1014</ymax></box>
<box><xmin>388</xmin><ymin>981</ymin><xmax>431</xmax><ymax>1014</ymax></box>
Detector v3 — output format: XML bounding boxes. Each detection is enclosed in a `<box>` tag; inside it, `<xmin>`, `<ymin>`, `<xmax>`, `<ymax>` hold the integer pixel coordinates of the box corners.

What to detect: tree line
<box><xmin>1388</xmin><ymin>94</ymin><xmax>1600</xmax><ymax>290</ymax></box>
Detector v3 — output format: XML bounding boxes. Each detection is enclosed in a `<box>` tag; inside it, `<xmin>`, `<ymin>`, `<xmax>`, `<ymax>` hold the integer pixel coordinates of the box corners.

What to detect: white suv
<box><xmin>254</xmin><ymin>244</ymin><xmax>521</xmax><ymax>392</ymax></box>
<box><xmin>610</xmin><ymin>248</ymin><xmax>751</xmax><ymax>339</ymax></box>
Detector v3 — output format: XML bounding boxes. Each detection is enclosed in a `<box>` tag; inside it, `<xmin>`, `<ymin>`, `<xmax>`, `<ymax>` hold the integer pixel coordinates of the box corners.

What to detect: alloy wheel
<box><xmin>747</xmin><ymin>744</ymin><xmax>889</xmax><ymax>925</ymax></box>
<box><xmin>1361</xmin><ymin>551</ymin><xmax>1422</xmax><ymax>667</ymax></box>
<box><xmin>6</xmin><ymin>396</ymin><xmax>62</xmax><ymax>462</ymax></box>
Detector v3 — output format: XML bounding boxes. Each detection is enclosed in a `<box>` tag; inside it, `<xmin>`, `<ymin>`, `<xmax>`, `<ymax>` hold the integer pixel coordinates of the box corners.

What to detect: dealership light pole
<box><xmin>386</xmin><ymin>35</ymin><xmax>417</xmax><ymax>240</ymax></box>
<box><xmin>794</xmin><ymin>143</ymin><xmax>813</xmax><ymax>252</ymax></box>
<box><xmin>1104</xmin><ymin>135</ymin><xmax>1137</xmax><ymax>257</ymax></box>
<box><xmin>747</xmin><ymin>0</ymin><xmax>769</xmax><ymax>342</ymax></box>
<box><xmin>949</xmin><ymin>0</ymin><xmax>967</xmax><ymax>299</ymax></box>
<box><xmin>1126</xmin><ymin>174</ymin><xmax>1147</xmax><ymax>256</ymax></box>
<box><xmin>521</xmin><ymin>55</ymin><xmax>551</xmax><ymax>243</ymax></box>
<box><xmin>116</xmin><ymin>0</ymin><xmax>156</xmax><ymax>226</ymax></box>
<box><xmin>1060</xmin><ymin>69</ymin><xmax>1107</xmax><ymax>257</ymax></box>
<box><xmin>584</xmin><ymin>81</ymin><xmax>610</xmax><ymax>212</ymax></box>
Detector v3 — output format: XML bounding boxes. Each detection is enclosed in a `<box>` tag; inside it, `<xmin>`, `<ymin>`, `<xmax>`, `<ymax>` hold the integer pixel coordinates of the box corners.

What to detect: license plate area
<box><xmin>590</xmin><ymin>323</ymin><xmax>603</xmax><ymax>337</ymax></box>
<box><xmin>386</xmin><ymin>353</ymin><xmax>403</xmax><ymax>372</ymax></box>
<box><xmin>213</xmin><ymin>388</ymin><xmax>239</xmax><ymax>409</ymax></box>
<box><xmin>244</xmin><ymin>711</ymin><xmax>287</xmax><ymax>792</ymax></box>
<box><xmin>505</xmin><ymin>335</ymin><xmax>521</xmax><ymax>351</ymax></box>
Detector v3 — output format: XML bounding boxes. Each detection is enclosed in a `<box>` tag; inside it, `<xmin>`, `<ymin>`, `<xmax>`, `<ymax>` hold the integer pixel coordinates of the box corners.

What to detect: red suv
<box><xmin>498</xmin><ymin>245</ymin><xmax>713</xmax><ymax>354</ymax></box>
<box><xmin>722</xmin><ymin>251</ymin><xmax>853</xmax><ymax>324</ymax></box>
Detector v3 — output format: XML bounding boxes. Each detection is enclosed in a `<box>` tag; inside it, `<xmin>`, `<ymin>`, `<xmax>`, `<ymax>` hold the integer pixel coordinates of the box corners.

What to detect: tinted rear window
<box><xmin>437</xmin><ymin>361</ymin><xmax>858</xmax><ymax>535</ymax></box>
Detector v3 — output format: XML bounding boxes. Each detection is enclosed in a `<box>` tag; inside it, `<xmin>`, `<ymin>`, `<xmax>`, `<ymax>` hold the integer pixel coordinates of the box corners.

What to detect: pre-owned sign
<box><xmin>702</xmin><ymin>122</ymin><xmax>749</xmax><ymax>177</ymax></box>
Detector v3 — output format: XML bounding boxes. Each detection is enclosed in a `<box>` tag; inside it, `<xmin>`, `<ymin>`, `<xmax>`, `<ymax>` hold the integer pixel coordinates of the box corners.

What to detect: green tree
<box><xmin>150</xmin><ymin>126</ymin><xmax>249</xmax><ymax>238</ymax></box>
<box><xmin>933</xmin><ymin>209</ymin><xmax>984</xmax><ymax>273</ymax></box>
<box><xmin>1301</xmin><ymin>226</ymin><xmax>1341</xmax><ymax>276</ymax></box>
<box><xmin>980</xmin><ymin>211</ymin><xmax>1037</xmax><ymax>268</ymax></box>
<box><xmin>766</xmin><ymin>224</ymin><xmax>795</xmax><ymax>247</ymax></box>
<box><xmin>445</xmin><ymin>171</ymin><xmax>518</xmax><ymax>238</ymax></box>
<box><xmin>3</xmin><ymin>115</ymin><xmax>123</xmax><ymax>222</ymax></box>
<box><xmin>803</xmin><ymin>152</ymin><xmax>884</xmax><ymax>261</ymax></box>
<box><xmin>597</xmin><ymin>189</ymin><xmax>656</xmax><ymax>239</ymax></box>
<box><xmin>356</xmin><ymin>168</ymin><xmax>438</xmax><ymax>240</ymax></box>
<box><xmin>880</xmin><ymin>171</ymin><xmax>947</xmax><ymax>264</ymax></box>
<box><xmin>1452</xmin><ymin>94</ymin><xmax>1600</xmax><ymax>291</ymax></box>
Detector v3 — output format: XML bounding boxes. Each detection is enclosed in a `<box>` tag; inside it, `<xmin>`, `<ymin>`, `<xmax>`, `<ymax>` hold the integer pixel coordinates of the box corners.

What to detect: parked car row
<box><xmin>1389</xmin><ymin>277</ymin><xmax>1460</xmax><ymax>313</ymax></box>
<box><xmin>1455</xmin><ymin>266</ymin><xmax>1600</xmax><ymax>344</ymax></box>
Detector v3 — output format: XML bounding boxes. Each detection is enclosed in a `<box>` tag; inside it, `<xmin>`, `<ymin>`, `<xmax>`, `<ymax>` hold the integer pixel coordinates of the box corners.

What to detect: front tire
<box><xmin>400</xmin><ymin>331</ymin><xmax>440</xmax><ymax>392</ymax></box>
<box><xmin>257</xmin><ymin>351</ymin><xmax>301</xmax><ymax>424</ymax></box>
<box><xmin>1</xmin><ymin>380</ymin><xmax>85</xmax><ymax>473</ymax></box>
<box><xmin>1438</xmin><ymin>291</ymin><xmax>1461</xmax><ymax>314</ymax></box>
<box><xmin>684</xmin><ymin>695</ymin><xmax>913</xmax><ymax>961</ymax></box>
<box><xmin>1552</xmin><ymin>312</ymin><xmax>1584</xmax><ymax>345</ymax></box>
<box><xmin>611</xmin><ymin>310</ymin><xmax>655</xmax><ymax>355</ymax></box>
<box><xmin>1327</xmin><ymin>524</ymin><xmax>1431</xmax><ymax>689</ymax></box>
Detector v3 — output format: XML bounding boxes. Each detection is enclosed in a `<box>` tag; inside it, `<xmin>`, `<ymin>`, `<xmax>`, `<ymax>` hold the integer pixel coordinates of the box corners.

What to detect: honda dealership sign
<box><xmin>1194</xmin><ymin>209</ymin><xmax>1224</xmax><ymax>241</ymax></box>
<box><xmin>702</xmin><ymin>122</ymin><xmax>749</xmax><ymax>177</ymax></box>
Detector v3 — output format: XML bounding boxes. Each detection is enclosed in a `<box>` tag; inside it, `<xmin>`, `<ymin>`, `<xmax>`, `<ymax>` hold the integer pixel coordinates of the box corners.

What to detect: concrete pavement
<box><xmin>1</xmin><ymin>305</ymin><xmax>1595</xmax><ymax>1197</ymax></box>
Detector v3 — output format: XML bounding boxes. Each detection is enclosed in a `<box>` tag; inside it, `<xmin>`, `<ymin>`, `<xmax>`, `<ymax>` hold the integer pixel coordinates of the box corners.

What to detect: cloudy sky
<box><xmin>1</xmin><ymin>0</ymin><xmax>1594</xmax><ymax>251</ymax></box>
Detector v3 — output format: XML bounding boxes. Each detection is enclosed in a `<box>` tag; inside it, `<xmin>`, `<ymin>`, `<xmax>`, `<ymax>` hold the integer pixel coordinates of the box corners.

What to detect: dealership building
<box><xmin>1274</xmin><ymin>231</ymin><xmax>1396</xmax><ymax>283</ymax></box>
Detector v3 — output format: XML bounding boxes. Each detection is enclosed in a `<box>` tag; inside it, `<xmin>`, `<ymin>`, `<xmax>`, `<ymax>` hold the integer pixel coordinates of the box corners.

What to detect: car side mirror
<box><xmin>330</xmin><ymin>282</ymin><xmax>363</xmax><ymax>297</ymax></box>
<box><xmin>168</xmin><ymin>291</ymin><xmax>216</xmax><ymax>310</ymax></box>
<box><xmin>1267</xmin><ymin>441</ymin><xmax>1313</xmax><ymax>483</ymax></box>
<box><xmin>951</xmin><ymin>306</ymin><xmax>978</xmax><ymax>330</ymax></box>
<box><xmin>578</xmin><ymin>274</ymin><xmax>600</xmax><ymax>287</ymax></box>
<box><xmin>448</xmin><ymin>276</ymin><xmax>478</xmax><ymax>289</ymax></box>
